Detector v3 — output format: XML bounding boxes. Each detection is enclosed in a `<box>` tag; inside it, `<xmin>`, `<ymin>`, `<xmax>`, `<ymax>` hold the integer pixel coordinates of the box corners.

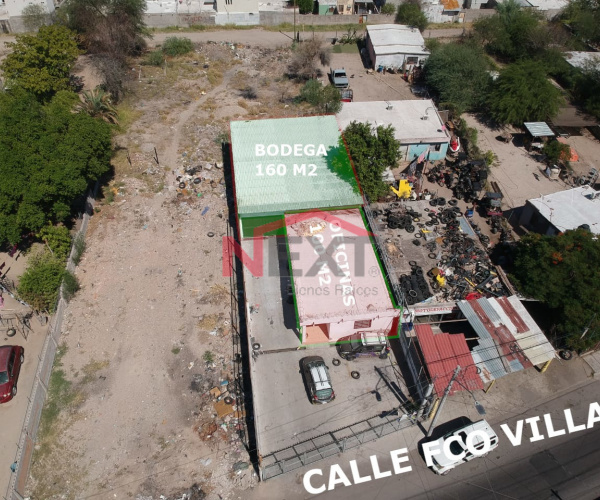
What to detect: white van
<box><xmin>429</xmin><ymin>419</ymin><xmax>499</xmax><ymax>475</ymax></box>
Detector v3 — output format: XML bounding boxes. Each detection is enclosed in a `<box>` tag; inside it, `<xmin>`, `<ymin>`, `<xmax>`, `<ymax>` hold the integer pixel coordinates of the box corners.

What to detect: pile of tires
<box><xmin>401</xmin><ymin>263</ymin><xmax>433</xmax><ymax>305</ymax></box>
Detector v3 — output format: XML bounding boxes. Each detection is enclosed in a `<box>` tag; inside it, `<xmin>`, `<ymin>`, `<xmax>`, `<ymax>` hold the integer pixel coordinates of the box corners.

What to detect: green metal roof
<box><xmin>230</xmin><ymin>116</ymin><xmax>363</xmax><ymax>216</ymax></box>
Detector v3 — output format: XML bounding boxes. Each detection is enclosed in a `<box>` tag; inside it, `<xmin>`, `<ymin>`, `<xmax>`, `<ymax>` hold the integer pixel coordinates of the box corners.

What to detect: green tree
<box><xmin>562</xmin><ymin>0</ymin><xmax>600</xmax><ymax>47</ymax></box>
<box><xmin>511</xmin><ymin>230</ymin><xmax>600</xmax><ymax>351</ymax></box>
<box><xmin>38</xmin><ymin>225</ymin><xmax>72</xmax><ymax>262</ymax></box>
<box><xmin>395</xmin><ymin>3</ymin><xmax>428</xmax><ymax>32</ymax></box>
<box><xmin>381</xmin><ymin>3</ymin><xmax>396</xmax><ymax>14</ymax></box>
<box><xmin>487</xmin><ymin>61</ymin><xmax>563</xmax><ymax>125</ymax></box>
<box><xmin>343</xmin><ymin>122</ymin><xmax>401</xmax><ymax>201</ymax></box>
<box><xmin>424</xmin><ymin>42</ymin><xmax>492</xmax><ymax>113</ymax></box>
<box><xmin>0</xmin><ymin>90</ymin><xmax>112</xmax><ymax>245</ymax></box>
<box><xmin>298</xmin><ymin>0</ymin><xmax>314</xmax><ymax>14</ymax></box>
<box><xmin>17</xmin><ymin>250</ymin><xmax>66</xmax><ymax>312</ymax></box>
<box><xmin>473</xmin><ymin>0</ymin><xmax>547</xmax><ymax>61</ymax></box>
<box><xmin>0</xmin><ymin>25</ymin><xmax>81</xmax><ymax>98</ymax></box>
<box><xmin>76</xmin><ymin>88</ymin><xmax>119</xmax><ymax>125</ymax></box>
<box><xmin>299</xmin><ymin>79</ymin><xmax>342</xmax><ymax>113</ymax></box>
<box><xmin>542</xmin><ymin>139</ymin><xmax>571</xmax><ymax>164</ymax></box>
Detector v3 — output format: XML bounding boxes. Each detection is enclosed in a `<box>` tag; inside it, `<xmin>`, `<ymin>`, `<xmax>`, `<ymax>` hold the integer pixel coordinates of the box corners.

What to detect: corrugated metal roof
<box><xmin>458</xmin><ymin>296</ymin><xmax>555</xmax><ymax>378</ymax></box>
<box><xmin>414</xmin><ymin>324</ymin><xmax>483</xmax><ymax>396</ymax></box>
<box><xmin>367</xmin><ymin>24</ymin><xmax>427</xmax><ymax>53</ymax></box>
<box><xmin>524</xmin><ymin>122</ymin><xmax>555</xmax><ymax>137</ymax></box>
<box><xmin>230</xmin><ymin>116</ymin><xmax>363</xmax><ymax>216</ymax></box>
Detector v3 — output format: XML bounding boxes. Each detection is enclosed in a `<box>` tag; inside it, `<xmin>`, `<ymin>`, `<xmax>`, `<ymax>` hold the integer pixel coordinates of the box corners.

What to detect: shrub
<box><xmin>37</xmin><ymin>225</ymin><xmax>72</xmax><ymax>262</ymax></box>
<box><xmin>61</xmin><ymin>270</ymin><xmax>80</xmax><ymax>302</ymax></box>
<box><xmin>162</xmin><ymin>37</ymin><xmax>194</xmax><ymax>57</ymax></box>
<box><xmin>72</xmin><ymin>233</ymin><xmax>86</xmax><ymax>265</ymax></box>
<box><xmin>381</xmin><ymin>3</ymin><xmax>396</xmax><ymax>15</ymax></box>
<box><xmin>203</xmin><ymin>351</ymin><xmax>215</xmax><ymax>364</ymax></box>
<box><xmin>144</xmin><ymin>49</ymin><xmax>165</xmax><ymax>66</ymax></box>
<box><xmin>17</xmin><ymin>251</ymin><xmax>65</xmax><ymax>312</ymax></box>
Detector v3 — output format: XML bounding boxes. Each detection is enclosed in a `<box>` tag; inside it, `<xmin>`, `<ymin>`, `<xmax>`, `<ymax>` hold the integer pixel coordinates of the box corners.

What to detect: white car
<box><xmin>428</xmin><ymin>419</ymin><xmax>499</xmax><ymax>475</ymax></box>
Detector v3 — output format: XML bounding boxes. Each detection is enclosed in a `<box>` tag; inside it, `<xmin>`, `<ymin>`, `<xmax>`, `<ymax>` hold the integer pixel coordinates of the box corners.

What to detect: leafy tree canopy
<box><xmin>343</xmin><ymin>122</ymin><xmax>401</xmax><ymax>202</ymax></box>
<box><xmin>511</xmin><ymin>230</ymin><xmax>600</xmax><ymax>351</ymax></box>
<box><xmin>0</xmin><ymin>90</ymin><xmax>112</xmax><ymax>245</ymax></box>
<box><xmin>0</xmin><ymin>25</ymin><xmax>81</xmax><ymax>98</ymax></box>
<box><xmin>473</xmin><ymin>0</ymin><xmax>548</xmax><ymax>61</ymax></box>
<box><xmin>299</xmin><ymin>79</ymin><xmax>342</xmax><ymax>114</ymax></box>
<box><xmin>298</xmin><ymin>0</ymin><xmax>314</xmax><ymax>14</ymax></box>
<box><xmin>424</xmin><ymin>42</ymin><xmax>492</xmax><ymax>113</ymax></box>
<box><xmin>542</xmin><ymin>139</ymin><xmax>571</xmax><ymax>165</ymax></box>
<box><xmin>395</xmin><ymin>3</ymin><xmax>428</xmax><ymax>32</ymax></box>
<box><xmin>487</xmin><ymin>61</ymin><xmax>563</xmax><ymax>125</ymax></box>
<box><xmin>562</xmin><ymin>0</ymin><xmax>600</xmax><ymax>47</ymax></box>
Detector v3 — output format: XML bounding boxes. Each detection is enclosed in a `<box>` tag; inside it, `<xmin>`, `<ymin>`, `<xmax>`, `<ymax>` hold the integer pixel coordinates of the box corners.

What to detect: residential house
<box><xmin>365</xmin><ymin>24</ymin><xmax>429</xmax><ymax>71</ymax></box>
<box><xmin>336</xmin><ymin>99</ymin><xmax>451</xmax><ymax>161</ymax></box>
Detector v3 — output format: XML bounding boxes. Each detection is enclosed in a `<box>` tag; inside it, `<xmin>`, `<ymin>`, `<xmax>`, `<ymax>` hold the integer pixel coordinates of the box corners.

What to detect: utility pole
<box><xmin>426</xmin><ymin>365</ymin><xmax>460</xmax><ymax>438</ymax></box>
<box><xmin>293</xmin><ymin>0</ymin><xmax>297</xmax><ymax>43</ymax></box>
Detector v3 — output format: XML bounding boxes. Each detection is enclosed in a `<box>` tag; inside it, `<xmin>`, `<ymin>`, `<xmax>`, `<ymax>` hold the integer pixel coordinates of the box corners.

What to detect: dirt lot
<box><xmin>23</xmin><ymin>34</ymin><xmax>413</xmax><ymax>500</ymax></box>
<box><xmin>10</xmin><ymin>27</ymin><xmax>600</xmax><ymax>500</ymax></box>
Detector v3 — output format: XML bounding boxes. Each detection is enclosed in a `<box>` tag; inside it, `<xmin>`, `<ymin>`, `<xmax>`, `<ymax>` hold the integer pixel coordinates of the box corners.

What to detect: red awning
<box><xmin>415</xmin><ymin>324</ymin><xmax>484</xmax><ymax>396</ymax></box>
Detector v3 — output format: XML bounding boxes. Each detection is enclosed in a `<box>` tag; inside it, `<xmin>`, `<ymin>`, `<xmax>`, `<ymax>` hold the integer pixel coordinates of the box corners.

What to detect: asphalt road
<box><xmin>248</xmin><ymin>379</ymin><xmax>600</xmax><ymax>500</ymax></box>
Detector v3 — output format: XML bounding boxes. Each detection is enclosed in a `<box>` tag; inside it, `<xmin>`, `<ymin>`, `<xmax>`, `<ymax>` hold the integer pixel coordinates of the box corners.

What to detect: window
<box><xmin>434</xmin><ymin>143</ymin><xmax>442</xmax><ymax>152</ymax></box>
<box><xmin>346</xmin><ymin>4</ymin><xmax>351</xmax><ymax>10</ymax></box>
<box><xmin>354</xmin><ymin>319</ymin><xmax>372</xmax><ymax>329</ymax></box>
<box><xmin>406</xmin><ymin>57</ymin><xmax>418</xmax><ymax>65</ymax></box>
<box><xmin>225</xmin><ymin>0</ymin><xmax>232</xmax><ymax>4</ymax></box>
<box><xmin>339</xmin><ymin>4</ymin><xmax>344</xmax><ymax>10</ymax></box>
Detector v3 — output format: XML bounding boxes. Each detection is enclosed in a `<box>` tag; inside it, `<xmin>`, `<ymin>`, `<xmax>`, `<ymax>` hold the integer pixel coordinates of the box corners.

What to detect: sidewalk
<box><xmin>582</xmin><ymin>350</ymin><xmax>600</xmax><ymax>377</ymax></box>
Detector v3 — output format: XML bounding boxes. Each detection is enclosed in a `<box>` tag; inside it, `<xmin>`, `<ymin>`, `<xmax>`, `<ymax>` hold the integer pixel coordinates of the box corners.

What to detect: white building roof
<box><xmin>516</xmin><ymin>0</ymin><xmax>567</xmax><ymax>8</ymax></box>
<box><xmin>528</xmin><ymin>186</ymin><xmax>600</xmax><ymax>234</ymax></box>
<box><xmin>564</xmin><ymin>51</ymin><xmax>600</xmax><ymax>71</ymax></box>
<box><xmin>336</xmin><ymin>100</ymin><xmax>450</xmax><ymax>145</ymax></box>
<box><xmin>367</xmin><ymin>24</ymin><xmax>429</xmax><ymax>56</ymax></box>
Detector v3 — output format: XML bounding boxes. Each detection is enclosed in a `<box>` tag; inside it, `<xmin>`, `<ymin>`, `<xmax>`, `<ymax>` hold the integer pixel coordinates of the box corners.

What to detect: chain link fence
<box><xmin>4</xmin><ymin>190</ymin><xmax>96</xmax><ymax>500</ymax></box>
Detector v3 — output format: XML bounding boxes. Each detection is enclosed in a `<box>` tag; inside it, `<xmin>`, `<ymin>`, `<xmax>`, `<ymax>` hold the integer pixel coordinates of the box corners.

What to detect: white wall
<box><xmin>6</xmin><ymin>0</ymin><xmax>53</xmax><ymax>17</ymax></box>
<box><xmin>215</xmin><ymin>0</ymin><xmax>259</xmax><ymax>13</ymax></box>
<box><xmin>146</xmin><ymin>0</ymin><xmax>211</xmax><ymax>14</ymax></box>
<box><xmin>327</xmin><ymin>315</ymin><xmax>396</xmax><ymax>341</ymax></box>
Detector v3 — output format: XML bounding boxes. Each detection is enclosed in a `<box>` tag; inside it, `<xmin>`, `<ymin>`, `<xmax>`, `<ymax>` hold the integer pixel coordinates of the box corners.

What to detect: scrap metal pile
<box><xmin>373</xmin><ymin>198</ymin><xmax>508</xmax><ymax>305</ymax></box>
<box><xmin>427</xmin><ymin>160</ymin><xmax>488</xmax><ymax>203</ymax></box>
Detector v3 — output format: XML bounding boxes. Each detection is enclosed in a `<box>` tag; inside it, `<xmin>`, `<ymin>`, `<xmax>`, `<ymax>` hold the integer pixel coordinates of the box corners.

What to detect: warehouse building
<box><xmin>229</xmin><ymin>116</ymin><xmax>364</xmax><ymax>238</ymax></box>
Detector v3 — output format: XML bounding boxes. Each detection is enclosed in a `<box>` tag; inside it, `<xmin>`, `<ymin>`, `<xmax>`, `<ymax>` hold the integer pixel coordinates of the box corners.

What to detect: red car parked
<box><xmin>0</xmin><ymin>345</ymin><xmax>24</xmax><ymax>403</ymax></box>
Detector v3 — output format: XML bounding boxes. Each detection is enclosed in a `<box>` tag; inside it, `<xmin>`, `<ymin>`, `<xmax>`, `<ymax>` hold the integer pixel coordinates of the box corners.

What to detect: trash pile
<box><xmin>372</xmin><ymin>198</ymin><xmax>508</xmax><ymax>304</ymax></box>
<box><xmin>427</xmin><ymin>160</ymin><xmax>488</xmax><ymax>203</ymax></box>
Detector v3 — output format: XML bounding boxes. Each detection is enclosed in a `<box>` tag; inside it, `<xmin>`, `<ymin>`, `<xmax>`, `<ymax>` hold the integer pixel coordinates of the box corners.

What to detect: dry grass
<box><xmin>196</xmin><ymin>313</ymin><xmax>220</xmax><ymax>332</ymax></box>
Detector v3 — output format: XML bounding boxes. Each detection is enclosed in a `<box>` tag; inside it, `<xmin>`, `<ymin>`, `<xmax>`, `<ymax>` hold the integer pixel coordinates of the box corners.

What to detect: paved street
<box><xmin>246</xmin><ymin>377</ymin><xmax>600</xmax><ymax>499</ymax></box>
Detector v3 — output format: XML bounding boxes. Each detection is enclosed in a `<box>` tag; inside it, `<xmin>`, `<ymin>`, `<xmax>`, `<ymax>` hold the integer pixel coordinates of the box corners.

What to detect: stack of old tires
<box><xmin>401</xmin><ymin>263</ymin><xmax>432</xmax><ymax>305</ymax></box>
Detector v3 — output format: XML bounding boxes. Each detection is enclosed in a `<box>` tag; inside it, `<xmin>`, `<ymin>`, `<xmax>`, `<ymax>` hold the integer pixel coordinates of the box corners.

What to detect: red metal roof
<box><xmin>415</xmin><ymin>324</ymin><xmax>484</xmax><ymax>396</ymax></box>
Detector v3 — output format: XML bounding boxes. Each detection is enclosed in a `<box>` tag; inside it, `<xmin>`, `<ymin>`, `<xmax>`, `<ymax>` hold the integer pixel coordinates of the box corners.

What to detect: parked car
<box><xmin>300</xmin><ymin>356</ymin><xmax>335</xmax><ymax>404</ymax></box>
<box><xmin>427</xmin><ymin>419</ymin><xmax>499</xmax><ymax>475</ymax></box>
<box><xmin>336</xmin><ymin>332</ymin><xmax>390</xmax><ymax>361</ymax></box>
<box><xmin>0</xmin><ymin>345</ymin><xmax>24</xmax><ymax>403</ymax></box>
<box><xmin>329</xmin><ymin>68</ymin><xmax>349</xmax><ymax>89</ymax></box>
